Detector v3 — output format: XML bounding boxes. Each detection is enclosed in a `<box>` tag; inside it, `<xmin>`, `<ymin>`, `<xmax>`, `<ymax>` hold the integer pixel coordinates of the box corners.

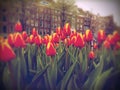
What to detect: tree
<box><xmin>49</xmin><ymin>0</ymin><xmax>78</xmax><ymax>28</ymax></box>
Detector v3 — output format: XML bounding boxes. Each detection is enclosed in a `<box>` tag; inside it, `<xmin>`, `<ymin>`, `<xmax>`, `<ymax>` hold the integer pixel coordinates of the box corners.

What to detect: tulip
<box><xmin>43</xmin><ymin>34</ymin><xmax>50</xmax><ymax>45</ymax></box>
<box><xmin>112</xmin><ymin>31</ymin><xmax>120</xmax><ymax>43</ymax></box>
<box><xmin>88</xmin><ymin>51</ymin><xmax>95</xmax><ymax>60</ymax></box>
<box><xmin>56</xmin><ymin>27</ymin><xmax>62</xmax><ymax>36</ymax></box>
<box><xmin>14</xmin><ymin>32</ymin><xmax>26</xmax><ymax>48</ymax></box>
<box><xmin>31</xmin><ymin>28</ymin><xmax>38</xmax><ymax>36</ymax></box>
<box><xmin>63</xmin><ymin>23</ymin><xmax>71</xmax><ymax>36</ymax></box>
<box><xmin>114</xmin><ymin>42</ymin><xmax>120</xmax><ymax>50</ymax></box>
<box><xmin>60</xmin><ymin>32</ymin><xmax>66</xmax><ymax>41</ymax></box>
<box><xmin>85</xmin><ymin>29</ymin><xmax>93</xmax><ymax>42</ymax></box>
<box><xmin>0</xmin><ymin>41</ymin><xmax>16</xmax><ymax>62</ymax></box>
<box><xmin>103</xmin><ymin>40</ymin><xmax>111</xmax><ymax>49</ymax></box>
<box><xmin>106</xmin><ymin>34</ymin><xmax>115</xmax><ymax>46</ymax></box>
<box><xmin>93</xmin><ymin>43</ymin><xmax>98</xmax><ymax>49</ymax></box>
<box><xmin>52</xmin><ymin>33</ymin><xmax>59</xmax><ymax>43</ymax></box>
<box><xmin>0</xmin><ymin>36</ymin><xmax>4</xmax><ymax>43</ymax></box>
<box><xmin>74</xmin><ymin>33</ymin><xmax>85</xmax><ymax>48</ymax></box>
<box><xmin>46</xmin><ymin>42</ymin><xmax>56</xmax><ymax>56</ymax></box>
<box><xmin>15</xmin><ymin>21</ymin><xmax>22</xmax><ymax>32</ymax></box>
<box><xmin>97</xmin><ymin>30</ymin><xmax>106</xmax><ymax>44</ymax></box>
<box><xmin>22</xmin><ymin>31</ymin><xmax>28</xmax><ymax>40</ymax></box>
<box><xmin>8</xmin><ymin>33</ymin><xmax>14</xmax><ymax>46</ymax></box>
<box><xmin>70</xmin><ymin>35</ymin><xmax>77</xmax><ymax>45</ymax></box>
<box><xmin>34</xmin><ymin>35</ymin><xmax>42</xmax><ymax>46</ymax></box>
<box><xmin>70</xmin><ymin>29</ymin><xmax>77</xmax><ymax>38</ymax></box>
<box><xmin>64</xmin><ymin>38</ymin><xmax>71</xmax><ymax>47</ymax></box>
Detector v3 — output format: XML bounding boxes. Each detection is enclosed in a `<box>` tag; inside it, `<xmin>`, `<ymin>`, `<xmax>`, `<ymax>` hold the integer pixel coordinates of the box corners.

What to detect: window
<box><xmin>2</xmin><ymin>26</ymin><xmax>7</xmax><ymax>33</ymax></box>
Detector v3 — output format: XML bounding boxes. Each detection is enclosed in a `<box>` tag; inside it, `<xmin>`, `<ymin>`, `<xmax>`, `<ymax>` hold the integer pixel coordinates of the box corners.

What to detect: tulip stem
<box><xmin>8</xmin><ymin>61</ymin><xmax>16</xmax><ymax>90</ymax></box>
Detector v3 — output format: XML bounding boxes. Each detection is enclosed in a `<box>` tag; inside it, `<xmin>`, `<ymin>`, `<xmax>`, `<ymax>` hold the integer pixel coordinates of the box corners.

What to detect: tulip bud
<box><xmin>46</xmin><ymin>42</ymin><xmax>56</xmax><ymax>56</ymax></box>
<box><xmin>31</xmin><ymin>28</ymin><xmax>38</xmax><ymax>36</ymax></box>
<box><xmin>63</xmin><ymin>23</ymin><xmax>71</xmax><ymax>36</ymax></box>
<box><xmin>0</xmin><ymin>41</ymin><xmax>16</xmax><ymax>62</ymax></box>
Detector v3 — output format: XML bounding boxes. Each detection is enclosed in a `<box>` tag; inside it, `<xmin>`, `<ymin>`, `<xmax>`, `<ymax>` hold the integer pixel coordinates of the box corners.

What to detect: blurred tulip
<box><xmin>114</xmin><ymin>42</ymin><xmax>120</xmax><ymax>50</ymax></box>
<box><xmin>106</xmin><ymin>34</ymin><xmax>115</xmax><ymax>46</ymax></box>
<box><xmin>112</xmin><ymin>31</ymin><xmax>120</xmax><ymax>43</ymax></box>
<box><xmin>93</xmin><ymin>43</ymin><xmax>98</xmax><ymax>49</ymax></box>
<box><xmin>15</xmin><ymin>21</ymin><xmax>22</xmax><ymax>32</ymax></box>
<box><xmin>74</xmin><ymin>33</ymin><xmax>85</xmax><ymax>48</ymax></box>
<box><xmin>97</xmin><ymin>30</ymin><xmax>106</xmax><ymax>44</ymax></box>
<box><xmin>0</xmin><ymin>41</ymin><xmax>16</xmax><ymax>62</ymax></box>
<box><xmin>0</xmin><ymin>36</ymin><xmax>4</xmax><ymax>43</ymax></box>
<box><xmin>52</xmin><ymin>33</ymin><xmax>59</xmax><ymax>43</ymax></box>
<box><xmin>88</xmin><ymin>51</ymin><xmax>95</xmax><ymax>60</ymax></box>
<box><xmin>64</xmin><ymin>38</ymin><xmax>71</xmax><ymax>47</ymax></box>
<box><xmin>22</xmin><ymin>31</ymin><xmax>28</xmax><ymax>40</ymax></box>
<box><xmin>46</xmin><ymin>42</ymin><xmax>56</xmax><ymax>56</ymax></box>
<box><xmin>14</xmin><ymin>32</ymin><xmax>26</xmax><ymax>48</ymax></box>
<box><xmin>34</xmin><ymin>35</ymin><xmax>42</xmax><ymax>46</ymax></box>
<box><xmin>70</xmin><ymin>35</ymin><xmax>77</xmax><ymax>45</ymax></box>
<box><xmin>8</xmin><ymin>33</ymin><xmax>14</xmax><ymax>46</ymax></box>
<box><xmin>103</xmin><ymin>40</ymin><xmax>111</xmax><ymax>49</ymax></box>
<box><xmin>56</xmin><ymin>27</ymin><xmax>62</xmax><ymax>36</ymax></box>
<box><xmin>31</xmin><ymin>28</ymin><xmax>38</xmax><ymax>36</ymax></box>
<box><xmin>85</xmin><ymin>29</ymin><xmax>93</xmax><ymax>42</ymax></box>
<box><xmin>63</xmin><ymin>23</ymin><xmax>71</xmax><ymax>36</ymax></box>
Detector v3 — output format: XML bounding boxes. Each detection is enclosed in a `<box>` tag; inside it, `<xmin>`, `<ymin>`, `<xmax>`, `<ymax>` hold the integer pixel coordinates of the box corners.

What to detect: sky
<box><xmin>75</xmin><ymin>0</ymin><xmax>120</xmax><ymax>26</ymax></box>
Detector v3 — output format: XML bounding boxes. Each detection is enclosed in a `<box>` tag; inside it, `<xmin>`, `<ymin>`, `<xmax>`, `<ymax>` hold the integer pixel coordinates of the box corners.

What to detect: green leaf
<box><xmin>82</xmin><ymin>55</ymin><xmax>104</xmax><ymax>90</ymax></box>
<box><xmin>60</xmin><ymin>60</ymin><xmax>77</xmax><ymax>90</ymax></box>
<box><xmin>94</xmin><ymin>68</ymin><xmax>113</xmax><ymax>90</ymax></box>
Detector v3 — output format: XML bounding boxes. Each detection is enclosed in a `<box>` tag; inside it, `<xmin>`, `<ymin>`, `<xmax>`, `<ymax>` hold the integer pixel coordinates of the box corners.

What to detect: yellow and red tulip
<box><xmin>46</xmin><ymin>42</ymin><xmax>56</xmax><ymax>56</ymax></box>
<box><xmin>34</xmin><ymin>35</ymin><xmax>42</xmax><ymax>46</ymax></box>
<box><xmin>85</xmin><ymin>29</ymin><xmax>93</xmax><ymax>42</ymax></box>
<box><xmin>52</xmin><ymin>33</ymin><xmax>59</xmax><ymax>43</ymax></box>
<box><xmin>56</xmin><ymin>27</ymin><xmax>62</xmax><ymax>36</ymax></box>
<box><xmin>14</xmin><ymin>32</ymin><xmax>26</xmax><ymax>48</ymax></box>
<box><xmin>103</xmin><ymin>40</ymin><xmax>111</xmax><ymax>49</ymax></box>
<box><xmin>15</xmin><ymin>21</ymin><xmax>22</xmax><ymax>32</ymax></box>
<box><xmin>8</xmin><ymin>33</ymin><xmax>14</xmax><ymax>46</ymax></box>
<box><xmin>64</xmin><ymin>38</ymin><xmax>71</xmax><ymax>47</ymax></box>
<box><xmin>74</xmin><ymin>33</ymin><xmax>85</xmax><ymax>48</ymax></box>
<box><xmin>0</xmin><ymin>41</ymin><xmax>16</xmax><ymax>62</ymax></box>
<box><xmin>97</xmin><ymin>30</ymin><xmax>106</xmax><ymax>44</ymax></box>
<box><xmin>63</xmin><ymin>23</ymin><xmax>71</xmax><ymax>36</ymax></box>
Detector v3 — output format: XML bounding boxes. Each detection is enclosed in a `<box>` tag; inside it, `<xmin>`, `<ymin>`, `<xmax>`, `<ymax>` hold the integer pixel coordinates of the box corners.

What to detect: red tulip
<box><xmin>85</xmin><ymin>29</ymin><xmax>93</xmax><ymax>42</ymax></box>
<box><xmin>0</xmin><ymin>41</ymin><xmax>16</xmax><ymax>62</ymax></box>
<box><xmin>106</xmin><ymin>34</ymin><xmax>115</xmax><ymax>46</ymax></box>
<box><xmin>15</xmin><ymin>21</ymin><xmax>22</xmax><ymax>32</ymax></box>
<box><xmin>60</xmin><ymin>32</ymin><xmax>66</xmax><ymax>41</ymax></box>
<box><xmin>63</xmin><ymin>23</ymin><xmax>71</xmax><ymax>36</ymax></box>
<box><xmin>97</xmin><ymin>30</ymin><xmax>106</xmax><ymax>44</ymax></box>
<box><xmin>0</xmin><ymin>36</ymin><xmax>4</xmax><ymax>43</ymax></box>
<box><xmin>46</xmin><ymin>42</ymin><xmax>56</xmax><ymax>56</ymax></box>
<box><xmin>28</xmin><ymin>35</ymin><xmax>34</xmax><ymax>44</ymax></box>
<box><xmin>34</xmin><ymin>35</ymin><xmax>42</xmax><ymax>46</ymax></box>
<box><xmin>52</xmin><ymin>33</ymin><xmax>59</xmax><ymax>43</ymax></box>
<box><xmin>74</xmin><ymin>33</ymin><xmax>85</xmax><ymax>48</ymax></box>
<box><xmin>88</xmin><ymin>51</ymin><xmax>95</xmax><ymax>60</ymax></box>
<box><xmin>14</xmin><ymin>32</ymin><xmax>26</xmax><ymax>48</ymax></box>
<box><xmin>8</xmin><ymin>34</ymin><xmax>14</xmax><ymax>46</ymax></box>
<box><xmin>70</xmin><ymin>29</ymin><xmax>77</xmax><ymax>38</ymax></box>
<box><xmin>31</xmin><ymin>28</ymin><xmax>38</xmax><ymax>36</ymax></box>
<box><xmin>22</xmin><ymin>31</ymin><xmax>28</xmax><ymax>40</ymax></box>
<box><xmin>70</xmin><ymin>35</ymin><xmax>77</xmax><ymax>45</ymax></box>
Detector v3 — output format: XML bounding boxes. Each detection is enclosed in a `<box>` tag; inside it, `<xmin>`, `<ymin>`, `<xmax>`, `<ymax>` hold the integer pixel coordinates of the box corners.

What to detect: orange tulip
<box><xmin>0</xmin><ymin>41</ymin><xmax>16</xmax><ymax>62</ymax></box>
<box><xmin>34</xmin><ymin>35</ymin><xmax>42</xmax><ymax>46</ymax></box>
<box><xmin>46</xmin><ymin>42</ymin><xmax>56</xmax><ymax>56</ymax></box>
<box><xmin>106</xmin><ymin>34</ymin><xmax>115</xmax><ymax>46</ymax></box>
<box><xmin>31</xmin><ymin>28</ymin><xmax>38</xmax><ymax>36</ymax></box>
<box><xmin>22</xmin><ymin>31</ymin><xmax>28</xmax><ymax>40</ymax></box>
<box><xmin>63</xmin><ymin>23</ymin><xmax>71</xmax><ymax>36</ymax></box>
<box><xmin>15</xmin><ymin>21</ymin><xmax>22</xmax><ymax>32</ymax></box>
<box><xmin>8</xmin><ymin>33</ymin><xmax>14</xmax><ymax>46</ymax></box>
<box><xmin>97</xmin><ymin>30</ymin><xmax>106</xmax><ymax>44</ymax></box>
<box><xmin>88</xmin><ymin>51</ymin><xmax>95</xmax><ymax>60</ymax></box>
<box><xmin>14</xmin><ymin>32</ymin><xmax>26</xmax><ymax>48</ymax></box>
<box><xmin>85</xmin><ymin>29</ymin><xmax>93</xmax><ymax>42</ymax></box>
<box><xmin>74</xmin><ymin>33</ymin><xmax>85</xmax><ymax>48</ymax></box>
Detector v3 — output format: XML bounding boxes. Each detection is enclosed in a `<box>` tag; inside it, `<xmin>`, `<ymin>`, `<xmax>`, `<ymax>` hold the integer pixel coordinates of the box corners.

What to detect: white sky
<box><xmin>75</xmin><ymin>0</ymin><xmax>120</xmax><ymax>26</ymax></box>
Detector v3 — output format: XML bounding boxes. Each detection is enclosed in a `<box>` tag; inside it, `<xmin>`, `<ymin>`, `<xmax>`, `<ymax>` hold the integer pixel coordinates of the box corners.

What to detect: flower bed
<box><xmin>0</xmin><ymin>22</ymin><xmax>120</xmax><ymax>90</ymax></box>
